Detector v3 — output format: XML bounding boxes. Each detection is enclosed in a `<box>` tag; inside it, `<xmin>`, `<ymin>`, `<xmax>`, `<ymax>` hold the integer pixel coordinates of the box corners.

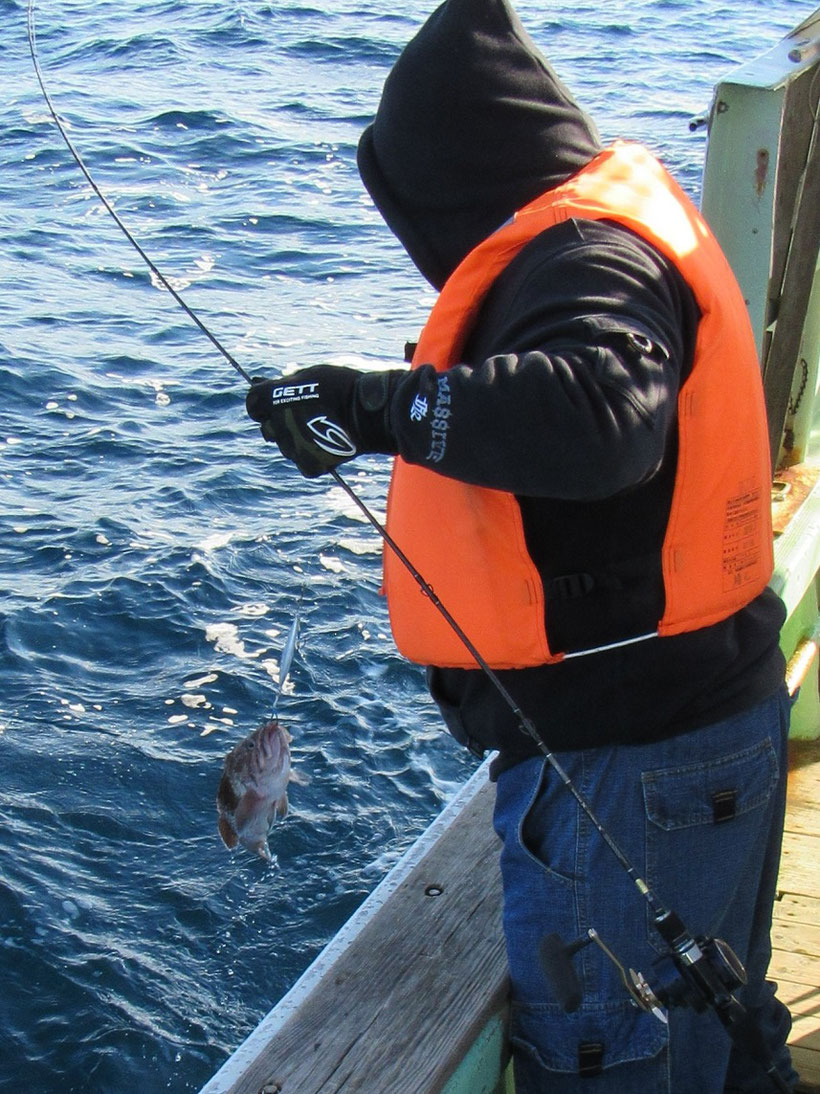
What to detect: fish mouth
<box><xmin>256</xmin><ymin>719</ymin><xmax>282</xmax><ymax>756</ymax></box>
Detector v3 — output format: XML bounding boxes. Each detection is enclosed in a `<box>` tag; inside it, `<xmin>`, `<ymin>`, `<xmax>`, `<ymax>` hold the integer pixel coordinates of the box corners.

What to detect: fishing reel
<box><xmin>540</xmin><ymin>909</ymin><xmax>792</xmax><ymax>1094</ymax></box>
<box><xmin>540</xmin><ymin>923</ymin><xmax>745</xmax><ymax>1021</ymax></box>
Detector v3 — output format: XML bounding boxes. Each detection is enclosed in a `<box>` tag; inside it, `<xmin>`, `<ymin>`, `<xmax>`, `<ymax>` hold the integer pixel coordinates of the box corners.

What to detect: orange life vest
<box><xmin>383</xmin><ymin>142</ymin><xmax>773</xmax><ymax>668</ymax></box>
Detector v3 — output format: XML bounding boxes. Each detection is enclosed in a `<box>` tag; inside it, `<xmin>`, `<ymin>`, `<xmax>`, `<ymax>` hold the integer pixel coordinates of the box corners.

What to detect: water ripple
<box><xmin>1</xmin><ymin>1</ymin><xmax>811</xmax><ymax>1091</ymax></box>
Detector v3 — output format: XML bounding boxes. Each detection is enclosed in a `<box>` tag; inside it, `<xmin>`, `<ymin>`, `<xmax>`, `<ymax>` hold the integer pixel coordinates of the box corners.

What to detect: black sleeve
<box><xmin>388</xmin><ymin>219</ymin><xmax>699</xmax><ymax>500</ymax></box>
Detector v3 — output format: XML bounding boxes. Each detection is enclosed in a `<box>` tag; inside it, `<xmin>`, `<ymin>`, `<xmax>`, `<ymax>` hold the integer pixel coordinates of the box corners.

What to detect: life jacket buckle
<box><xmin>548</xmin><ymin>572</ymin><xmax>596</xmax><ymax>601</ymax></box>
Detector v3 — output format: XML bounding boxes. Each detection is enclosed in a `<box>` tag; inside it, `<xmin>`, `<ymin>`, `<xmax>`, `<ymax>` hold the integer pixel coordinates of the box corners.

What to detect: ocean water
<box><xmin>0</xmin><ymin>0</ymin><xmax>813</xmax><ymax>1090</ymax></box>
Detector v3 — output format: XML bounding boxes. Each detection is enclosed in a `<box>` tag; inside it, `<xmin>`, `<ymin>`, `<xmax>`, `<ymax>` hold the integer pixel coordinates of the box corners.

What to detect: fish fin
<box><xmin>216</xmin><ymin>772</ymin><xmax>240</xmax><ymax>812</ymax></box>
<box><xmin>274</xmin><ymin>793</ymin><xmax>289</xmax><ymax>819</ymax></box>
<box><xmin>217</xmin><ymin>815</ymin><xmax>238</xmax><ymax>849</ymax></box>
<box><xmin>289</xmin><ymin>768</ymin><xmax>310</xmax><ymax>786</ymax></box>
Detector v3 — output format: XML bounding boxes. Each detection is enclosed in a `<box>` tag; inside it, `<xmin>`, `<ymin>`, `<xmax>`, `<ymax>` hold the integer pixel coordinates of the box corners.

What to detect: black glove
<box><xmin>246</xmin><ymin>365</ymin><xmax>401</xmax><ymax>477</ymax></box>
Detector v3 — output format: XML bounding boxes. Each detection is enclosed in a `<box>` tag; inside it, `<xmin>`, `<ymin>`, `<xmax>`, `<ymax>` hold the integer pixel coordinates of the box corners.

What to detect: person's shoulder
<box><xmin>496</xmin><ymin>216</ymin><xmax>685</xmax><ymax>313</ymax></box>
<box><xmin>534</xmin><ymin>217</ymin><xmax>671</xmax><ymax>266</ymax></box>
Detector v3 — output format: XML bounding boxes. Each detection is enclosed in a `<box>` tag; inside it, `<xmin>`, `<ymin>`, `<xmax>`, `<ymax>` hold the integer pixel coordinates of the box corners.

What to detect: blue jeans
<box><xmin>492</xmin><ymin>689</ymin><xmax>797</xmax><ymax>1093</ymax></box>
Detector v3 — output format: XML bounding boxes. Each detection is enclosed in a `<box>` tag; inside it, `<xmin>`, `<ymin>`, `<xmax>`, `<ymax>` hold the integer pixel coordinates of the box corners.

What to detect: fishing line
<box><xmin>31</xmin><ymin>0</ymin><xmax>623</xmax><ymax>889</ymax></box>
<box><xmin>29</xmin><ymin>0</ymin><xmax>658</xmax><ymax>913</ymax></box>
<box><xmin>26</xmin><ymin>0</ymin><xmax>253</xmax><ymax>385</ymax></box>
<box><xmin>27</xmin><ymin>8</ymin><xmax>791</xmax><ymax>1086</ymax></box>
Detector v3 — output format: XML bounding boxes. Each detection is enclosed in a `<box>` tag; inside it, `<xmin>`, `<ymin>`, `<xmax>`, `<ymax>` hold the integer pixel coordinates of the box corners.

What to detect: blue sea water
<box><xmin>0</xmin><ymin>0</ymin><xmax>814</xmax><ymax>1090</ymax></box>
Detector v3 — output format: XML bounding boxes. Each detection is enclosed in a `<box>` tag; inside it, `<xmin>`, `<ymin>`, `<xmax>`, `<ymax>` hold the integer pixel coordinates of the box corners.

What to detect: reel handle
<box><xmin>539</xmin><ymin>931</ymin><xmax>593</xmax><ymax>1012</ymax></box>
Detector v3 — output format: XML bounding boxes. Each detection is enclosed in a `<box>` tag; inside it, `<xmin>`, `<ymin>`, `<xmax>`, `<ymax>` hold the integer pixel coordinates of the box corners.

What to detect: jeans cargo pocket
<box><xmin>511</xmin><ymin>998</ymin><xmax>668</xmax><ymax>1089</ymax></box>
<box><xmin>641</xmin><ymin>736</ymin><xmax>780</xmax><ymax>954</ymax></box>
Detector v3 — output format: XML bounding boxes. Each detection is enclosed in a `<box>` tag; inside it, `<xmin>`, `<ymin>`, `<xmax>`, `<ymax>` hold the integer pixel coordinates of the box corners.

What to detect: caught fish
<box><xmin>216</xmin><ymin>718</ymin><xmax>295</xmax><ymax>862</ymax></box>
<box><xmin>217</xmin><ymin>610</ymin><xmax>304</xmax><ymax>861</ymax></box>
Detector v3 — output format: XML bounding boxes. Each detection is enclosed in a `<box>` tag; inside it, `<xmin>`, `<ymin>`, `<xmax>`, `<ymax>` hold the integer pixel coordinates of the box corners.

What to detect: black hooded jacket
<box><xmin>357</xmin><ymin>0</ymin><xmax>786</xmax><ymax>771</ymax></box>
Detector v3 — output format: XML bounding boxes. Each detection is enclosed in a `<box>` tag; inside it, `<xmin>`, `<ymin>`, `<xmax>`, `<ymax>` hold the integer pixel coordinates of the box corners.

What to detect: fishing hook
<box><xmin>27</xmin><ymin>8</ymin><xmax>792</xmax><ymax>1089</ymax></box>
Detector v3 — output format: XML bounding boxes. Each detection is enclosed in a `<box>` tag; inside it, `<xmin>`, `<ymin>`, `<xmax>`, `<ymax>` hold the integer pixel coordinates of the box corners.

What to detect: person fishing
<box><xmin>246</xmin><ymin>0</ymin><xmax>798</xmax><ymax>1088</ymax></box>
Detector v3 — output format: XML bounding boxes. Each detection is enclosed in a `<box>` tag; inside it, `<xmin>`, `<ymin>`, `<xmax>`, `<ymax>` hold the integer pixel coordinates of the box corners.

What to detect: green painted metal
<box><xmin>701</xmin><ymin>8</ymin><xmax>820</xmax><ymax>363</ymax></box>
<box><xmin>438</xmin><ymin>1012</ymin><xmax>510</xmax><ymax>1094</ymax></box>
<box><xmin>780</xmin><ymin>251</ymin><xmax>820</xmax><ymax>467</ymax></box>
<box><xmin>701</xmin><ymin>80</ymin><xmax>785</xmax><ymax>354</ymax></box>
<box><xmin>779</xmin><ymin>579</ymin><xmax>820</xmax><ymax>739</ymax></box>
<box><xmin>772</xmin><ymin>477</ymin><xmax>820</xmax><ymax>619</ymax></box>
<box><xmin>702</xmin><ymin>9</ymin><xmax>820</xmax><ymax>743</ymax></box>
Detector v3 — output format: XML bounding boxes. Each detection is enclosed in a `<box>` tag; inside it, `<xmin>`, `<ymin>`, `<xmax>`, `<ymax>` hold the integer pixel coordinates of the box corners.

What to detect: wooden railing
<box><xmin>199</xmin><ymin>762</ymin><xmax>511</xmax><ymax>1094</ymax></box>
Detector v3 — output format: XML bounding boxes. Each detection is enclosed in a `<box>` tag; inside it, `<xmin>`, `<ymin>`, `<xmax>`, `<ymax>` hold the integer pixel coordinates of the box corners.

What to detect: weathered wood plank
<box><xmin>773</xmin><ymin>893</ymin><xmax>820</xmax><ymax>934</ymax></box>
<box><xmin>778</xmin><ymin>743</ymin><xmax>820</xmax><ymax>1092</ymax></box>
<box><xmin>782</xmin><ymin>741</ymin><xmax>820</xmax><ymax>835</ymax></box>
<box><xmin>790</xmin><ymin>1013</ymin><xmax>820</xmax><ymax>1057</ymax></box>
<box><xmin>793</xmin><ymin>1044</ymin><xmax>820</xmax><ymax>1090</ymax></box>
<box><xmin>778</xmin><ymin>980</ymin><xmax>820</xmax><ymax>1027</ymax></box>
<box><xmin>777</xmin><ymin>831</ymin><xmax>820</xmax><ymax>897</ymax></box>
<box><xmin>204</xmin><ymin>776</ymin><xmax>508</xmax><ymax>1094</ymax></box>
<box><xmin>784</xmin><ymin>801</ymin><xmax>820</xmax><ymax>836</ymax></box>
<box><xmin>770</xmin><ymin>955</ymin><xmax>820</xmax><ymax>989</ymax></box>
<box><xmin>785</xmin><ymin>764</ymin><xmax>820</xmax><ymax>842</ymax></box>
<box><xmin>771</xmin><ymin>911</ymin><xmax>820</xmax><ymax>959</ymax></box>
<box><xmin>786</xmin><ymin>739</ymin><xmax>820</xmax><ymax>799</ymax></box>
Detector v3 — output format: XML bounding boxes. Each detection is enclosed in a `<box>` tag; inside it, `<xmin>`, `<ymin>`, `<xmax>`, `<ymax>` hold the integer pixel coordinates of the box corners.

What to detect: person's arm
<box><xmin>247</xmin><ymin>220</ymin><xmax>697</xmax><ymax>496</ymax></box>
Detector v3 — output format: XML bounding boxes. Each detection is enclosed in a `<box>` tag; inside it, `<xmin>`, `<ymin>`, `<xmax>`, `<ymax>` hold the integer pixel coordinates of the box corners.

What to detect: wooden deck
<box><xmin>774</xmin><ymin>736</ymin><xmax>820</xmax><ymax>1093</ymax></box>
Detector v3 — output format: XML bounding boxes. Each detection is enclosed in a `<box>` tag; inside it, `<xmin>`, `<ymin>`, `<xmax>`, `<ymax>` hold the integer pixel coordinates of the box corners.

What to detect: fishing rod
<box><xmin>329</xmin><ymin>468</ymin><xmax>658</xmax><ymax>903</ymax></box>
<box><xmin>329</xmin><ymin>470</ymin><xmax>791</xmax><ymax>1093</ymax></box>
<box><xmin>27</xmin><ymin>6</ymin><xmax>791</xmax><ymax>1089</ymax></box>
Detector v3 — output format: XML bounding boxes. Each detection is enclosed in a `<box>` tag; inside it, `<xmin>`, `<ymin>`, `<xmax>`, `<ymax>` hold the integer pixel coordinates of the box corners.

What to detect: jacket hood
<box><xmin>357</xmin><ymin>0</ymin><xmax>602</xmax><ymax>288</ymax></box>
